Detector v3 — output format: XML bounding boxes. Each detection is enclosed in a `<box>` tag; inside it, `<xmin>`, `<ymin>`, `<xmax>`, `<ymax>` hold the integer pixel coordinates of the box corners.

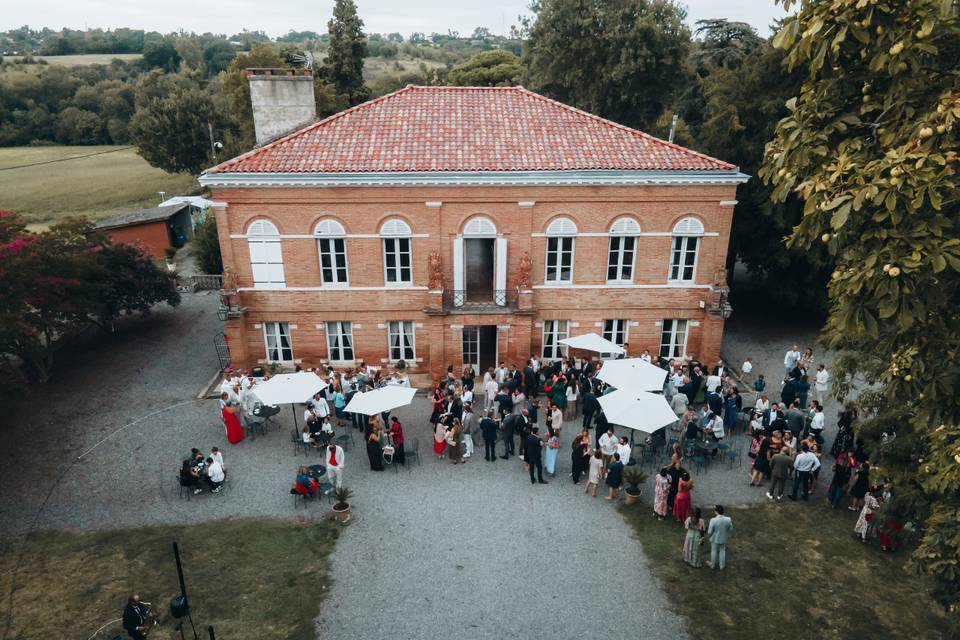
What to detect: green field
<box><xmin>35</xmin><ymin>53</ymin><xmax>142</xmax><ymax>66</ymax></box>
<box><xmin>0</xmin><ymin>145</ymin><xmax>200</xmax><ymax>228</ymax></box>
<box><xmin>620</xmin><ymin>501</ymin><xmax>954</xmax><ymax>640</ymax></box>
<box><xmin>0</xmin><ymin>517</ymin><xmax>339</xmax><ymax>640</ymax></box>
<box><xmin>364</xmin><ymin>55</ymin><xmax>446</xmax><ymax>84</ymax></box>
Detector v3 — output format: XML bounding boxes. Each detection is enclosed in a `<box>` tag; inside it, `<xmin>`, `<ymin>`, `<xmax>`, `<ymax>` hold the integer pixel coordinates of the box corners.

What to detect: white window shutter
<box><xmin>495</xmin><ymin>237</ymin><xmax>507</xmax><ymax>304</ymax></box>
<box><xmin>452</xmin><ymin>237</ymin><xmax>464</xmax><ymax>306</ymax></box>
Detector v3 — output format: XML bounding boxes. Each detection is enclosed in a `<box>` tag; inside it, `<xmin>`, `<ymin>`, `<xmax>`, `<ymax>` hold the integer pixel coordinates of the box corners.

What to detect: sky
<box><xmin>3</xmin><ymin>1</ymin><xmax>790</xmax><ymax>39</ymax></box>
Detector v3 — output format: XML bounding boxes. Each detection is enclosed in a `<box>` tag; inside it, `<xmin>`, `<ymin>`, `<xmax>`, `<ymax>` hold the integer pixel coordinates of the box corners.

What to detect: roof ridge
<box><xmin>204</xmin><ymin>85</ymin><xmax>418</xmax><ymax>175</ymax></box>
<box><xmin>513</xmin><ymin>87</ymin><xmax>735</xmax><ymax>171</ymax></box>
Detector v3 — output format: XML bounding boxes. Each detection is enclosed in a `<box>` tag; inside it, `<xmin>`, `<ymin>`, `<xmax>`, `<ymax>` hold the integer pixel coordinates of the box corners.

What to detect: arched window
<box><xmin>607</xmin><ymin>217</ymin><xmax>640</xmax><ymax>282</ymax></box>
<box><xmin>544</xmin><ymin>217</ymin><xmax>577</xmax><ymax>283</ymax></box>
<box><xmin>380</xmin><ymin>218</ymin><xmax>412</xmax><ymax>285</ymax></box>
<box><xmin>668</xmin><ymin>217</ymin><xmax>704</xmax><ymax>282</ymax></box>
<box><xmin>247</xmin><ymin>220</ymin><xmax>284</xmax><ymax>289</ymax></box>
<box><xmin>315</xmin><ymin>220</ymin><xmax>348</xmax><ymax>286</ymax></box>
<box><xmin>463</xmin><ymin>216</ymin><xmax>498</xmax><ymax>236</ymax></box>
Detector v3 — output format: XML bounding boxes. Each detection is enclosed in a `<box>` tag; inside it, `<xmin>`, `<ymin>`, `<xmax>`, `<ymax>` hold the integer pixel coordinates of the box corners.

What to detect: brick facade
<box><xmin>211</xmin><ymin>183</ymin><xmax>737</xmax><ymax>380</ymax></box>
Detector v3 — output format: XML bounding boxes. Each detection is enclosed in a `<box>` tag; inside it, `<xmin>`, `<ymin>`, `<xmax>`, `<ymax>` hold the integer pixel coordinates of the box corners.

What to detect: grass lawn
<box><xmin>0</xmin><ymin>145</ymin><xmax>200</xmax><ymax>228</ymax></box>
<box><xmin>0</xmin><ymin>517</ymin><xmax>339</xmax><ymax>639</ymax></box>
<box><xmin>621</xmin><ymin>500</ymin><xmax>953</xmax><ymax>640</ymax></box>
<box><xmin>35</xmin><ymin>53</ymin><xmax>143</xmax><ymax>66</ymax></box>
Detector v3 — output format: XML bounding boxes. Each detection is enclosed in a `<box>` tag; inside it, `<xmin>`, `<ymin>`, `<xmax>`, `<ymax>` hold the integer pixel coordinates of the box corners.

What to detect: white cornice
<box><xmin>198</xmin><ymin>169</ymin><xmax>750</xmax><ymax>189</ymax></box>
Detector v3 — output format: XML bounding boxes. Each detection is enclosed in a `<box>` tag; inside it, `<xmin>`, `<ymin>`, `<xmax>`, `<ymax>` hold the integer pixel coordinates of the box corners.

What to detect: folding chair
<box><xmin>405</xmin><ymin>437</ymin><xmax>421</xmax><ymax>468</ymax></box>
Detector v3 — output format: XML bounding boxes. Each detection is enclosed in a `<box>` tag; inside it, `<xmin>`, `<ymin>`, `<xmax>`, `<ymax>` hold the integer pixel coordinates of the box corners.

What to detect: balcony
<box><xmin>423</xmin><ymin>288</ymin><xmax>532</xmax><ymax>315</ymax></box>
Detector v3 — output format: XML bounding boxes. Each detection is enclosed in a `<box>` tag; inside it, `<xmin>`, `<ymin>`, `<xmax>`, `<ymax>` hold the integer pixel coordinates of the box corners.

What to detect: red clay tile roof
<box><xmin>208</xmin><ymin>86</ymin><xmax>735</xmax><ymax>174</ymax></box>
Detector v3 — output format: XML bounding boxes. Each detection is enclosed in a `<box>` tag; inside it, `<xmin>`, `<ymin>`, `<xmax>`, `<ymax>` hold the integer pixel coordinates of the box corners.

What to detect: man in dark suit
<box><xmin>523</xmin><ymin>360</ymin><xmax>537</xmax><ymax>398</ymax></box>
<box><xmin>500</xmin><ymin>412</ymin><xmax>520</xmax><ymax>459</ymax></box>
<box><xmin>707</xmin><ymin>386</ymin><xmax>723</xmax><ymax>415</ymax></box>
<box><xmin>713</xmin><ymin>359</ymin><xmax>726</xmax><ymax>377</ymax></box>
<box><xmin>581</xmin><ymin>385</ymin><xmax>598</xmax><ymax>429</ymax></box>
<box><xmin>480</xmin><ymin>410</ymin><xmax>499</xmax><ymax>461</ymax></box>
<box><xmin>525</xmin><ymin>426</ymin><xmax>547</xmax><ymax>484</ymax></box>
<box><xmin>122</xmin><ymin>593</ymin><xmax>152</xmax><ymax>640</ymax></box>
<box><xmin>594</xmin><ymin>409</ymin><xmax>610</xmax><ymax>448</ymax></box>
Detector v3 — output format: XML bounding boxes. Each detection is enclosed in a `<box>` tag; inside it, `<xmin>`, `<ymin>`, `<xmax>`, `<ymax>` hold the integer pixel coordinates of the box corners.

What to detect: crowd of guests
<box><xmin>207</xmin><ymin>340</ymin><xmax>901</xmax><ymax>556</ymax></box>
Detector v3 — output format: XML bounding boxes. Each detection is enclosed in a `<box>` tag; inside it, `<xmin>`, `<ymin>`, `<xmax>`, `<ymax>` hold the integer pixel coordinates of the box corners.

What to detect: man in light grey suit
<box><xmin>706</xmin><ymin>504</ymin><xmax>733</xmax><ymax>570</ymax></box>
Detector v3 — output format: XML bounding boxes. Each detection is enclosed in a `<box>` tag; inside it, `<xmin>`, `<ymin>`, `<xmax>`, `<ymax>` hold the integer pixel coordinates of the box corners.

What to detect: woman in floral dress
<box><xmin>653</xmin><ymin>468</ymin><xmax>670</xmax><ymax>520</ymax></box>
<box><xmin>682</xmin><ymin>507</ymin><xmax>706</xmax><ymax>567</ymax></box>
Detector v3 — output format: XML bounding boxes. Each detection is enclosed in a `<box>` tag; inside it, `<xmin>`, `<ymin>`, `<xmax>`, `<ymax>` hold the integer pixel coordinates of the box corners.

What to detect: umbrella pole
<box><xmin>292</xmin><ymin>404</ymin><xmax>298</xmax><ymax>431</ymax></box>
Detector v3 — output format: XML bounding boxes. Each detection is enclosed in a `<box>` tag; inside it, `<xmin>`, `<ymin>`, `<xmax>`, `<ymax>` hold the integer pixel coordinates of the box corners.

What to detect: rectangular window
<box><xmin>383</xmin><ymin>237</ymin><xmax>412</xmax><ymax>284</ymax></box>
<box><xmin>541</xmin><ymin>320</ymin><xmax>570</xmax><ymax>359</ymax></box>
<box><xmin>659</xmin><ymin>319</ymin><xmax>689</xmax><ymax>359</ymax></box>
<box><xmin>602</xmin><ymin>319</ymin><xmax>628</xmax><ymax>348</ymax></box>
<box><xmin>388</xmin><ymin>321</ymin><xmax>415</xmax><ymax>361</ymax></box>
<box><xmin>249</xmin><ymin>238</ymin><xmax>285</xmax><ymax>289</ymax></box>
<box><xmin>606</xmin><ymin>236</ymin><xmax>635</xmax><ymax>282</ymax></box>
<box><xmin>318</xmin><ymin>238</ymin><xmax>348</xmax><ymax>285</ymax></box>
<box><xmin>263</xmin><ymin>322</ymin><xmax>293</xmax><ymax>362</ymax></box>
<box><xmin>668</xmin><ymin>236</ymin><xmax>698</xmax><ymax>282</ymax></box>
<box><xmin>462</xmin><ymin>326</ymin><xmax>479</xmax><ymax>370</ymax></box>
<box><xmin>545</xmin><ymin>237</ymin><xmax>574</xmax><ymax>283</ymax></box>
<box><xmin>326</xmin><ymin>321</ymin><xmax>355</xmax><ymax>362</ymax></box>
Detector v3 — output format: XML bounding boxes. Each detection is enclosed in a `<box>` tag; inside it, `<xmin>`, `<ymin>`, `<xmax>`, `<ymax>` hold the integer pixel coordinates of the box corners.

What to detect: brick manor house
<box><xmin>200</xmin><ymin>80</ymin><xmax>747</xmax><ymax>381</ymax></box>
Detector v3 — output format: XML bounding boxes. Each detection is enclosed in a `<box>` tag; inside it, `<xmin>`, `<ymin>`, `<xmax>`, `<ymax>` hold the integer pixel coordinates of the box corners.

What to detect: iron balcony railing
<box><xmin>443</xmin><ymin>289</ymin><xmax>516</xmax><ymax>312</ymax></box>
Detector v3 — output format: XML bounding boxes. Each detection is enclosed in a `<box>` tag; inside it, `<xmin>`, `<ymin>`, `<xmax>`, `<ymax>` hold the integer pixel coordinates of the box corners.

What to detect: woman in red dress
<box><xmin>220</xmin><ymin>392</ymin><xmax>245</xmax><ymax>444</ymax></box>
<box><xmin>673</xmin><ymin>472</ymin><xmax>694</xmax><ymax>524</ymax></box>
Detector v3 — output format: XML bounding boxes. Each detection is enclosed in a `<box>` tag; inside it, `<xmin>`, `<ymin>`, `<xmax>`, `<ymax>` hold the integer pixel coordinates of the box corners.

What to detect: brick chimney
<box><xmin>246</xmin><ymin>68</ymin><xmax>317</xmax><ymax>146</ymax></box>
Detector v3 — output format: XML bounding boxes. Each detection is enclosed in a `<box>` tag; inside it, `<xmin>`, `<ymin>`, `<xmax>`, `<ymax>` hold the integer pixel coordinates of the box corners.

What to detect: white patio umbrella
<box><xmin>558</xmin><ymin>332</ymin><xmax>625</xmax><ymax>355</ymax></box>
<box><xmin>596</xmin><ymin>358</ymin><xmax>667</xmax><ymax>392</ymax></box>
<box><xmin>597</xmin><ymin>388</ymin><xmax>678</xmax><ymax>434</ymax></box>
<box><xmin>251</xmin><ymin>372</ymin><xmax>328</xmax><ymax>428</ymax></box>
<box><xmin>345</xmin><ymin>385</ymin><xmax>417</xmax><ymax>416</ymax></box>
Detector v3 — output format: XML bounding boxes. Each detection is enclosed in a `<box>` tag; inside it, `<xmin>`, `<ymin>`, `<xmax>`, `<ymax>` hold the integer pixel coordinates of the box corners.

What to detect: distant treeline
<box><xmin>0</xmin><ymin>25</ymin><xmax>522</xmax><ymax>57</ymax></box>
<box><xmin>0</xmin><ymin>24</ymin><xmax>522</xmax><ymax>148</ymax></box>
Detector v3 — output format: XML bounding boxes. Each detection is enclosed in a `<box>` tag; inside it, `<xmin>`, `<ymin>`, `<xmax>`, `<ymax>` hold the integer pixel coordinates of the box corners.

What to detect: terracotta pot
<box><xmin>332</xmin><ymin>503</ymin><xmax>352</xmax><ymax>523</ymax></box>
<box><xmin>624</xmin><ymin>490</ymin><xmax>642</xmax><ymax>505</ymax></box>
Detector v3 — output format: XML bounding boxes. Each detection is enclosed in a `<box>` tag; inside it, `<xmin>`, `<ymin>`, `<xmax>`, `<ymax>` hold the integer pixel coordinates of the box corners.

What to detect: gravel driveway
<box><xmin>0</xmin><ymin>291</ymin><xmax>839</xmax><ymax>640</ymax></box>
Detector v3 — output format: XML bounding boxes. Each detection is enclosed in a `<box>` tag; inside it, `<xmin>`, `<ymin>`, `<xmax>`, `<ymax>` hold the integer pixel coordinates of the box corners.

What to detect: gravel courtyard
<box><xmin>0</xmin><ymin>291</ymin><xmax>838</xmax><ymax>639</ymax></box>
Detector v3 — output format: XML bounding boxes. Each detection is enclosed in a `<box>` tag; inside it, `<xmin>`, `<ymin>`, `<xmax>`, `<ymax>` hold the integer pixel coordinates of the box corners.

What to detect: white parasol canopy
<box><xmin>596</xmin><ymin>358</ymin><xmax>667</xmax><ymax>392</ymax></box>
<box><xmin>252</xmin><ymin>372</ymin><xmax>328</xmax><ymax>407</ymax></box>
<box><xmin>345</xmin><ymin>385</ymin><xmax>417</xmax><ymax>416</ymax></box>
<box><xmin>597</xmin><ymin>388</ymin><xmax>678</xmax><ymax>433</ymax></box>
<box><xmin>558</xmin><ymin>332</ymin><xmax>625</xmax><ymax>355</ymax></box>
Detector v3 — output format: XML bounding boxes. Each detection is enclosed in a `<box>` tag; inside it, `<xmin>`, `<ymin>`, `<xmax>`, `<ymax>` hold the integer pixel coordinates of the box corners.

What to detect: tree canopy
<box><xmin>524</xmin><ymin>0</ymin><xmax>691</xmax><ymax>130</ymax></box>
<box><xmin>762</xmin><ymin>0</ymin><xmax>960</xmax><ymax>613</ymax></box>
<box><xmin>447</xmin><ymin>50</ymin><xmax>521</xmax><ymax>87</ymax></box>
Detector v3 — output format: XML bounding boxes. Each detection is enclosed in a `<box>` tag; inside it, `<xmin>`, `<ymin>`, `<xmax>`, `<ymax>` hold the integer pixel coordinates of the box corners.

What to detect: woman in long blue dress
<box><xmin>544</xmin><ymin>433</ymin><xmax>560</xmax><ymax>475</ymax></box>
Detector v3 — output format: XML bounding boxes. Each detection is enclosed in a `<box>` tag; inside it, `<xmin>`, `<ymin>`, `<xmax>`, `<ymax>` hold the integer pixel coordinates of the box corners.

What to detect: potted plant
<box><xmin>623</xmin><ymin>468</ymin><xmax>648</xmax><ymax>505</ymax></box>
<box><xmin>331</xmin><ymin>486</ymin><xmax>353</xmax><ymax>523</ymax></box>
<box><xmin>164</xmin><ymin>246</ymin><xmax>177</xmax><ymax>271</ymax></box>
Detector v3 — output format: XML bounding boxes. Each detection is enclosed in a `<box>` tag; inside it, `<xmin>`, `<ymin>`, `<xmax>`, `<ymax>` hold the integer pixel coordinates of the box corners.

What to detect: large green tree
<box><xmin>129</xmin><ymin>85</ymin><xmax>219</xmax><ymax>174</ymax></box>
<box><xmin>523</xmin><ymin>0</ymin><xmax>691</xmax><ymax>130</ymax></box>
<box><xmin>762</xmin><ymin>0</ymin><xmax>960</xmax><ymax>614</ymax></box>
<box><xmin>325</xmin><ymin>0</ymin><xmax>371</xmax><ymax>106</ymax></box>
<box><xmin>695</xmin><ymin>32</ymin><xmax>829</xmax><ymax>308</ymax></box>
